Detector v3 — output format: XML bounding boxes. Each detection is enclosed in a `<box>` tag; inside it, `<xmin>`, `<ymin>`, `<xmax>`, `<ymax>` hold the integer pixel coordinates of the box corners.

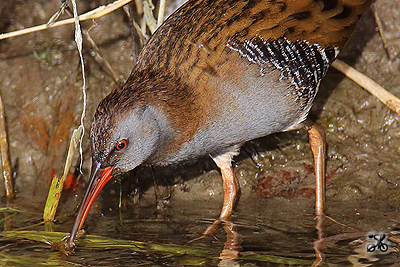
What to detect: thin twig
<box><xmin>0</xmin><ymin>0</ymin><xmax>134</xmax><ymax>40</ymax></box>
<box><xmin>123</xmin><ymin>5</ymin><xmax>148</xmax><ymax>55</ymax></box>
<box><xmin>83</xmin><ymin>29</ymin><xmax>121</xmax><ymax>83</ymax></box>
<box><xmin>70</xmin><ymin>0</ymin><xmax>87</xmax><ymax>176</ymax></box>
<box><xmin>122</xmin><ymin>5</ymin><xmax>138</xmax><ymax>60</ymax></box>
<box><xmin>332</xmin><ymin>59</ymin><xmax>400</xmax><ymax>115</ymax></box>
<box><xmin>0</xmin><ymin>95</ymin><xmax>14</xmax><ymax>203</ymax></box>
<box><xmin>372</xmin><ymin>5</ymin><xmax>391</xmax><ymax>59</ymax></box>
<box><xmin>133</xmin><ymin>17</ymin><xmax>149</xmax><ymax>43</ymax></box>
<box><xmin>377</xmin><ymin>172</ymin><xmax>399</xmax><ymax>187</ymax></box>
<box><xmin>325</xmin><ymin>215</ymin><xmax>359</xmax><ymax>231</ymax></box>
<box><xmin>47</xmin><ymin>0</ymin><xmax>70</xmax><ymax>26</ymax></box>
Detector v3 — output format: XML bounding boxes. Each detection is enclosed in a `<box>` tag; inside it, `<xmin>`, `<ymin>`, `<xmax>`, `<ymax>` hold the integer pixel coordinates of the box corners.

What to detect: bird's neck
<box><xmin>140</xmin><ymin>104</ymin><xmax>176</xmax><ymax>164</ymax></box>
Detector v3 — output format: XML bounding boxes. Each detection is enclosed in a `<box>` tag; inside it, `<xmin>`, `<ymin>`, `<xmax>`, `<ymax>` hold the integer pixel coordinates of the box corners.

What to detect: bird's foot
<box><xmin>186</xmin><ymin>219</ymin><xmax>224</xmax><ymax>244</ymax></box>
<box><xmin>45</xmin><ymin>229</ymin><xmax>85</xmax><ymax>255</ymax></box>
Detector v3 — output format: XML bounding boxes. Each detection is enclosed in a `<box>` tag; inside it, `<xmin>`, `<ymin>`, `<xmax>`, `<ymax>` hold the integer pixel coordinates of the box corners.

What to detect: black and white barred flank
<box><xmin>227</xmin><ymin>36</ymin><xmax>339</xmax><ymax>105</ymax></box>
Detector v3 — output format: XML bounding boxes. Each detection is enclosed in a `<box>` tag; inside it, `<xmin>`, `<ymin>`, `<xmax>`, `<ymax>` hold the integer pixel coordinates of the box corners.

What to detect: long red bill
<box><xmin>66</xmin><ymin>162</ymin><xmax>114</xmax><ymax>249</ymax></box>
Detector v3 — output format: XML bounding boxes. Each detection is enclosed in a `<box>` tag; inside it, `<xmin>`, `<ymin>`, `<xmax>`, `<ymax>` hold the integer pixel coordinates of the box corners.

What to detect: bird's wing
<box><xmin>133</xmin><ymin>0</ymin><xmax>372</xmax><ymax>75</ymax></box>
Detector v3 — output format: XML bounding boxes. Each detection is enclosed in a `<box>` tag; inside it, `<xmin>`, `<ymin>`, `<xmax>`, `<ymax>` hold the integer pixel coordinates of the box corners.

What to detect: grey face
<box><xmin>90</xmin><ymin>105</ymin><xmax>170</xmax><ymax>175</ymax></box>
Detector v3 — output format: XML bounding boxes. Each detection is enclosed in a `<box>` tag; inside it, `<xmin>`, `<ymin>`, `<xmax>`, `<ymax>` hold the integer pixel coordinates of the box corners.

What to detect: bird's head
<box><xmin>66</xmin><ymin>90</ymin><xmax>171</xmax><ymax>249</ymax></box>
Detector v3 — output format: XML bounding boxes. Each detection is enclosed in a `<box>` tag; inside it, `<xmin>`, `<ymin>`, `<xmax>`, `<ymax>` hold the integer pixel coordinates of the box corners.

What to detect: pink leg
<box><xmin>204</xmin><ymin>147</ymin><xmax>240</xmax><ymax>236</ymax></box>
<box><xmin>305</xmin><ymin>122</ymin><xmax>326</xmax><ymax>216</ymax></box>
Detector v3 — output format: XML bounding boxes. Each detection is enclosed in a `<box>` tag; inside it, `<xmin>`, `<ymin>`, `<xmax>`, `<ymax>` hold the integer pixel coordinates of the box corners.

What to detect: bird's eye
<box><xmin>116</xmin><ymin>139</ymin><xmax>128</xmax><ymax>151</ymax></box>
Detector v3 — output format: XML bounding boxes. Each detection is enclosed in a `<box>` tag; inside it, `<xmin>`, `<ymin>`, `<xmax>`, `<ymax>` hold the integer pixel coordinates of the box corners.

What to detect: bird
<box><xmin>66</xmin><ymin>0</ymin><xmax>373</xmax><ymax>250</ymax></box>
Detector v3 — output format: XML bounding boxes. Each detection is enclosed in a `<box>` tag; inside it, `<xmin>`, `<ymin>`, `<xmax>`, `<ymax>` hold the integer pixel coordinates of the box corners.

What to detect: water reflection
<box><xmin>216</xmin><ymin>214</ymin><xmax>327</xmax><ymax>266</ymax></box>
<box><xmin>219</xmin><ymin>221</ymin><xmax>242</xmax><ymax>266</ymax></box>
<box><xmin>312</xmin><ymin>215</ymin><xmax>325</xmax><ymax>266</ymax></box>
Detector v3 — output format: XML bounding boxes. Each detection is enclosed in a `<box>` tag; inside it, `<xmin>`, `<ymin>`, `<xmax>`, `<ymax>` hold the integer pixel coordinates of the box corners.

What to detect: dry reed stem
<box><xmin>123</xmin><ymin>5</ymin><xmax>149</xmax><ymax>51</ymax></box>
<box><xmin>0</xmin><ymin>95</ymin><xmax>14</xmax><ymax>203</ymax></box>
<box><xmin>332</xmin><ymin>59</ymin><xmax>400</xmax><ymax>115</ymax></box>
<box><xmin>43</xmin><ymin>126</ymin><xmax>83</xmax><ymax>222</ymax></box>
<box><xmin>157</xmin><ymin>0</ymin><xmax>167</xmax><ymax>27</ymax></box>
<box><xmin>0</xmin><ymin>0</ymin><xmax>134</xmax><ymax>40</ymax></box>
<box><xmin>143</xmin><ymin>0</ymin><xmax>157</xmax><ymax>34</ymax></box>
